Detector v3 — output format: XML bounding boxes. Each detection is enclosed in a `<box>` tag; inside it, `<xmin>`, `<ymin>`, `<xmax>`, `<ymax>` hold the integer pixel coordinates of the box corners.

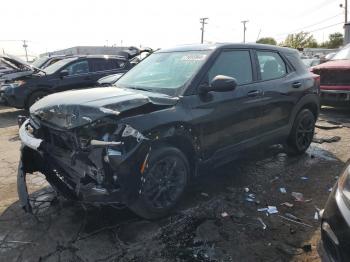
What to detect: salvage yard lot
<box><xmin>0</xmin><ymin>105</ymin><xmax>350</xmax><ymax>262</ymax></box>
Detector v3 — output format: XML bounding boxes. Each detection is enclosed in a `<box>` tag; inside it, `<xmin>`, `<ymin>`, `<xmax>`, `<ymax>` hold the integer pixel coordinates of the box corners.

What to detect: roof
<box><xmin>157</xmin><ymin>43</ymin><xmax>297</xmax><ymax>54</ymax></box>
<box><xmin>72</xmin><ymin>55</ymin><xmax>128</xmax><ymax>60</ymax></box>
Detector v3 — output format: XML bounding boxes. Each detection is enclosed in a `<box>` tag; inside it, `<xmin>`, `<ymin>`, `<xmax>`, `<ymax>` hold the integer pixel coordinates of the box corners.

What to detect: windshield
<box><xmin>116</xmin><ymin>50</ymin><xmax>209</xmax><ymax>96</ymax></box>
<box><xmin>332</xmin><ymin>45</ymin><xmax>350</xmax><ymax>60</ymax></box>
<box><xmin>32</xmin><ymin>57</ymin><xmax>49</xmax><ymax>68</ymax></box>
<box><xmin>43</xmin><ymin>58</ymin><xmax>77</xmax><ymax>74</ymax></box>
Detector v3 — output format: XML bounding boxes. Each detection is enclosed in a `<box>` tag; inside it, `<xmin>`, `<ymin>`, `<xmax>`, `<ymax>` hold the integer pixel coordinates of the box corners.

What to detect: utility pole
<box><xmin>22</xmin><ymin>40</ymin><xmax>28</xmax><ymax>62</ymax></box>
<box><xmin>340</xmin><ymin>0</ymin><xmax>348</xmax><ymax>23</ymax></box>
<box><xmin>241</xmin><ymin>20</ymin><xmax>249</xmax><ymax>43</ymax></box>
<box><xmin>200</xmin><ymin>18</ymin><xmax>208</xmax><ymax>44</ymax></box>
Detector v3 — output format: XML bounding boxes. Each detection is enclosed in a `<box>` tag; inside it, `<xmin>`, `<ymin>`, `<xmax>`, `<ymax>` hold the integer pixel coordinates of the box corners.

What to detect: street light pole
<box><xmin>241</xmin><ymin>20</ymin><xmax>249</xmax><ymax>43</ymax></box>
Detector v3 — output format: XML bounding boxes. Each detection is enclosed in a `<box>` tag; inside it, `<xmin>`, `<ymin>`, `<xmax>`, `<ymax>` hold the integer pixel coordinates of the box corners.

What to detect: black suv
<box><xmin>1</xmin><ymin>55</ymin><xmax>131</xmax><ymax>109</ymax></box>
<box><xmin>18</xmin><ymin>43</ymin><xmax>320</xmax><ymax>219</ymax></box>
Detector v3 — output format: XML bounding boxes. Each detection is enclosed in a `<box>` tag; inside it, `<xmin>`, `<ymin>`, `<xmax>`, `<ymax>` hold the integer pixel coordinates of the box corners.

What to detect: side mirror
<box><xmin>59</xmin><ymin>70</ymin><xmax>69</xmax><ymax>78</ymax></box>
<box><xmin>200</xmin><ymin>75</ymin><xmax>237</xmax><ymax>94</ymax></box>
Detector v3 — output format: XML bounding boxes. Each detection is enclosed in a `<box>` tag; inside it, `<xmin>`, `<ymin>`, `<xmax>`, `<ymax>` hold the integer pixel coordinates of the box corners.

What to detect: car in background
<box><xmin>97</xmin><ymin>72</ymin><xmax>124</xmax><ymax>86</ymax></box>
<box><xmin>31</xmin><ymin>55</ymin><xmax>73</xmax><ymax>69</ymax></box>
<box><xmin>321</xmin><ymin>161</ymin><xmax>350</xmax><ymax>262</ymax></box>
<box><xmin>302</xmin><ymin>58</ymin><xmax>321</xmax><ymax>68</ymax></box>
<box><xmin>17</xmin><ymin>43</ymin><xmax>320</xmax><ymax>219</ymax></box>
<box><xmin>0</xmin><ymin>55</ymin><xmax>131</xmax><ymax>109</ymax></box>
<box><xmin>96</xmin><ymin>47</ymin><xmax>154</xmax><ymax>86</ymax></box>
<box><xmin>311</xmin><ymin>44</ymin><xmax>350</xmax><ymax>107</ymax></box>
<box><xmin>0</xmin><ymin>54</ymin><xmax>37</xmax><ymax>83</ymax></box>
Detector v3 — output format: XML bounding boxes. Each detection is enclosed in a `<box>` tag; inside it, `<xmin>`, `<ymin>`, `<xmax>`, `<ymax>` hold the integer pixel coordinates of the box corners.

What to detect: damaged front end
<box><xmin>17</xmin><ymin>113</ymin><xmax>151</xmax><ymax>213</ymax></box>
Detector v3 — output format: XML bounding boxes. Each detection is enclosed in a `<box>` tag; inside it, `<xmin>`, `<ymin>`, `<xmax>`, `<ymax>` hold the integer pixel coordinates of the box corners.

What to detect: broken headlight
<box><xmin>338</xmin><ymin>163</ymin><xmax>350</xmax><ymax>203</ymax></box>
<box><xmin>121</xmin><ymin>125</ymin><xmax>148</xmax><ymax>142</ymax></box>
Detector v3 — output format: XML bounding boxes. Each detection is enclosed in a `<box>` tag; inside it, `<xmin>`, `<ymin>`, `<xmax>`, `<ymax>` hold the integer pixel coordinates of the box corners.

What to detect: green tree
<box><xmin>256</xmin><ymin>37</ymin><xmax>277</xmax><ymax>45</ymax></box>
<box><xmin>320</xmin><ymin>32</ymin><xmax>344</xmax><ymax>48</ymax></box>
<box><xmin>281</xmin><ymin>32</ymin><xmax>318</xmax><ymax>49</ymax></box>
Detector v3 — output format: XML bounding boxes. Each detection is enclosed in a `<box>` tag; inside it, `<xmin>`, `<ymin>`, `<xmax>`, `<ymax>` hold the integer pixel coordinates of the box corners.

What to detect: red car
<box><xmin>311</xmin><ymin>45</ymin><xmax>350</xmax><ymax>107</ymax></box>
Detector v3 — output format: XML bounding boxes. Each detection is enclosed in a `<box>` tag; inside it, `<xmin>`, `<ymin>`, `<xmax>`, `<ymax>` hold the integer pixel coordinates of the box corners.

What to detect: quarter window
<box><xmin>257</xmin><ymin>51</ymin><xmax>287</xmax><ymax>81</ymax></box>
<box><xmin>65</xmin><ymin>60</ymin><xmax>89</xmax><ymax>75</ymax></box>
<box><xmin>89</xmin><ymin>59</ymin><xmax>125</xmax><ymax>72</ymax></box>
<box><xmin>208</xmin><ymin>50</ymin><xmax>253</xmax><ymax>85</ymax></box>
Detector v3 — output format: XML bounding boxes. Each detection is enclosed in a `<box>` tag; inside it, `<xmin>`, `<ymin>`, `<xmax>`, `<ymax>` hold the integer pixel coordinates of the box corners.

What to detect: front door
<box><xmin>187</xmin><ymin>49</ymin><xmax>264</xmax><ymax>160</ymax></box>
<box><xmin>53</xmin><ymin>60</ymin><xmax>93</xmax><ymax>92</ymax></box>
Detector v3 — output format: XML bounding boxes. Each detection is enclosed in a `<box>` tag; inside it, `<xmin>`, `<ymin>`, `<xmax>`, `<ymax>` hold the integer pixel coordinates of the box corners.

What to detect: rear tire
<box><xmin>26</xmin><ymin>91</ymin><xmax>48</xmax><ymax>110</ymax></box>
<box><xmin>286</xmin><ymin>109</ymin><xmax>315</xmax><ymax>156</ymax></box>
<box><xmin>129</xmin><ymin>146</ymin><xmax>190</xmax><ymax>219</ymax></box>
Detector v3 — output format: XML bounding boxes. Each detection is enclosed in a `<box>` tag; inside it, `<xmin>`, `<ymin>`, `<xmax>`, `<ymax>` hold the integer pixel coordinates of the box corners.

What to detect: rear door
<box><xmin>88</xmin><ymin>58</ymin><xmax>128</xmax><ymax>83</ymax></box>
<box><xmin>254</xmin><ymin>50</ymin><xmax>299</xmax><ymax>134</ymax></box>
<box><xmin>53</xmin><ymin>59</ymin><xmax>91</xmax><ymax>92</ymax></box>
<box><xmin>188</xmin><ymin>49</ymin><xmax>264</xmax><ymax>160</ymax></box>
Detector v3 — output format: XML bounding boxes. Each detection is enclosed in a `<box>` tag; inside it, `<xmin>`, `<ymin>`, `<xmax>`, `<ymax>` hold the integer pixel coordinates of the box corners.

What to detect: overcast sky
<box><xmin>0</xmin><ymin>0</ymin><xmax>345</xmax><ymax>58</ymax></box>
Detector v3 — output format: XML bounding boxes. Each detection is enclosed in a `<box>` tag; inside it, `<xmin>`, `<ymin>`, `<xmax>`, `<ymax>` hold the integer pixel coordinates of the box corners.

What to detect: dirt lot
<box><xmin>0</xmin><ymin>105</ymin><xmax>349</xmax><ymax>262</ymax></box>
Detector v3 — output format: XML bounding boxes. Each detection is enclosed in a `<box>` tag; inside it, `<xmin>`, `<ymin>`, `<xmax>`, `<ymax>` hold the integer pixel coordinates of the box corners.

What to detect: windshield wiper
<box><xmin>127</xmin><ymin>87</ymin><xmax>150</xmax><ymax>92</ymax></box>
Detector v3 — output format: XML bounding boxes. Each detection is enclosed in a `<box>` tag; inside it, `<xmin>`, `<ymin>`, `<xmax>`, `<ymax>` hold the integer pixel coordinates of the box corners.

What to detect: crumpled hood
<box><xmin>30</xmin><ymin>87</ymin><xmax>178</xmax><ymax>129</ymax></box>
<box><xmin>0</xmin><ymin>54</ymin><xmax>33</xmax><ymax>71</ymax></box>
<box><xmin>312</xmin><ymin>60</ymin><xmax>350</xmax><ymax>70</ymax></box>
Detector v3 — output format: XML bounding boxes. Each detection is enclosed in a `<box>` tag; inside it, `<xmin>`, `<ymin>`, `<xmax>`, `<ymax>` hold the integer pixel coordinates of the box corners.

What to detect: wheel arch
<box><xmin>147</xmin><ymin>123</ymin><xmax>200</xmax><ymax>178</ymax></box>
<box><xmin>289</xmin><ymin>94</ymin><xmax>320</xmax><ymax>129</ymax></box>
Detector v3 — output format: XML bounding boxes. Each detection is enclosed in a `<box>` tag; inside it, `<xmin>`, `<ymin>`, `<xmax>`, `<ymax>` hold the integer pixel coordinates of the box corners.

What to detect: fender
<box><xmin>288</xmin><ymin>94</ymin><xmax>320</xmax><ymax>130</ymax></box>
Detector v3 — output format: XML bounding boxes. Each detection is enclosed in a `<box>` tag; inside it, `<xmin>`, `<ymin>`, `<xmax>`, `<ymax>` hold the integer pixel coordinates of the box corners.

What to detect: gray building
<box><xmin>41</xmin><ymin>46</ymin><xmax>128</xmax><ymax>57</ymax></box>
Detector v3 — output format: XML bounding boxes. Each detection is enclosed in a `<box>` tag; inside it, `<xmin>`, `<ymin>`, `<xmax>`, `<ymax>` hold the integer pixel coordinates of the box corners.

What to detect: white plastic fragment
<box><xmin>280</xmin><ymin>188</ymin><xmax>287</xmax><ymax>194</ymax></box>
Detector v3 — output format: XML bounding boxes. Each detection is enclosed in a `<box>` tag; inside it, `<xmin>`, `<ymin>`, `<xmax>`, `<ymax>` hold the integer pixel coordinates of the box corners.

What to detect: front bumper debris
<box><xmin>19</xmin><ymin>119</ymin><xmax>43</xmax><ymax>150</ymax></box>
<box><xmin>17</xmin><ymin>119</ymin><xmax>148</xmax><ymax>213</ymax></box>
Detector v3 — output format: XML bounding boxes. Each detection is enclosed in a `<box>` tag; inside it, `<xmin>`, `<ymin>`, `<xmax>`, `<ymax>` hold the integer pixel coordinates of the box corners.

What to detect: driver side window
<box><xmin>64</xmin><ymin>60</ymin><xmax>89</xmax><ymax>76</ymax></box>
<box><xmin>207</xmin><ymin>50</ymin><xmax>253</xmax><ymax>85</ymax></box>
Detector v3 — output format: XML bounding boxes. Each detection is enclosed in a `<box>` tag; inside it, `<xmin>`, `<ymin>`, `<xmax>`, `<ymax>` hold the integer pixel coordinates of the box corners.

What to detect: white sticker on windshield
<box><xmin>181</xmin><ymin>54</ymin><xmax>207</xmax><ymax>61</ymax></box>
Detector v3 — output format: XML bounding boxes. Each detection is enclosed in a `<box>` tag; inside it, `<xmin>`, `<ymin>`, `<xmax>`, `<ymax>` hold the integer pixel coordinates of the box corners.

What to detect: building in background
<box><xmin>40</xmin><ymin>46</ymin><xmax>128</xmax><ymax>57</ymax></box>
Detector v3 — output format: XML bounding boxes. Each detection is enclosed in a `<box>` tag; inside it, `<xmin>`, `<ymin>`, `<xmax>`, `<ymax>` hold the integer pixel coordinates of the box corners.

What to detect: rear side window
<box><xmin>65</xmin><ymin>60</ymin><xmax>89</xmax><ymax>75</ymax></box>
<box><xmin>208</xmin><ymin>50</ymin><xmax>253</xmax><ymax>85</ymax></box>
<box><xmin>257</xmin><ymin>51</ymin><xmax>287</xmax><ymax>80</ymax></box>
<box><xmin>89</xmin><ymin>59</ymin><xmax>125</xmax><ymax>72</ymax></box>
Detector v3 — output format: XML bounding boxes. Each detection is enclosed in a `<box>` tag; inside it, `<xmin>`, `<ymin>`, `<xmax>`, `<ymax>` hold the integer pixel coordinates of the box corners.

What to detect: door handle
<box><xmin>247</xmin><ymin>90</ymin><xmax>261</xmax><ymax>97</ymax></box>
<box><xmin>292</xmin><ymin>82</ymin><xmax>302</xmax><ymax>88</ymax></box>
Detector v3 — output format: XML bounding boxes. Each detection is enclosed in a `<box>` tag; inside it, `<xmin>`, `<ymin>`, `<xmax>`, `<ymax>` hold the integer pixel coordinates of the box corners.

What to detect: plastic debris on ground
<box><xmin>280</xmin><ymin>202</ymin><xmax>294</xmax><ymax>208</ymax></box>
<box><xmin>285</xmin><ymin>213</ymin><xmax>302</xmax><ymax>221</ymax></box>
<box><xmin>257</xmin><ymin>217</ymin><xmax>267</xmax><ymax>230</ymax></box>
<box><xmin>221</xmin><ymin>212</ymin><xmax>229</xmax><ymax>218</ymax></box>
<box><xmin>270</xmin><ymin>176</ymin><xmax>279</xmax><ymax>183</ymax></box>
<box><xmin>300</xmin><ymin>176</ymin><xmax>309</xmax><ymax>180</ymax></box>
<box><xmin>291</xmin><ymin>192</ymin><xmax>312</xmax><ymax>202</ymax></box>
<box><xmin>258</xmin><ymin>206</ymin><xmax>278</xmax><ymax>215</ymax></box>
<box><xmin>201</xmin><ymin>192</ymin><xmax>209</xmax><ymax>197</ymax></box>
<box><xmin>291</xmin><ymin>192</ymin><xmax>304</xmax><ymax>202</ymax></box>
<box><xmin>279</xmin><ymin>187</ymin><xmax>287</xmax><ymax>194</ymax></box>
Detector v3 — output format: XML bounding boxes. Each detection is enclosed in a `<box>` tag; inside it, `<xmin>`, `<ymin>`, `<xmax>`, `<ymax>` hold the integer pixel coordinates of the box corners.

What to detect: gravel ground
<box><xmin>0</xmin><ymin>105</ymin><xmax>349</xmax><ymax>262</ymax></box>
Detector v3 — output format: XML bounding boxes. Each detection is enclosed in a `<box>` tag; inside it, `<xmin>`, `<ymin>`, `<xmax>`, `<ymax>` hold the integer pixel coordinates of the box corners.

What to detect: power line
<box><xmin>275</xmin><ymin>13</ymin><xmax>343</xmax><ymax>37</ymax></box>
<box><xmin>308</xmin><ymin>21</ymin><xmax>344</xmax><ymax>33</ymax></box>
<box><xmin>295</xmin><ymin>0</ymin><xmax>338</xmax><ymax>18</ymax></box>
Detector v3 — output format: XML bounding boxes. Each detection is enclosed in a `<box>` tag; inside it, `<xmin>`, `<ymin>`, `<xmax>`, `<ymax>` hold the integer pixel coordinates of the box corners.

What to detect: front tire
<box><xmin>286</xmin><ymin>109</ymin><xmax>316</xmax><ymax>155</ymax></box>
<box><xmin>129</xmin><ymin>146</ymin><xmax>190</xmax><ymax>219</ymax></box>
